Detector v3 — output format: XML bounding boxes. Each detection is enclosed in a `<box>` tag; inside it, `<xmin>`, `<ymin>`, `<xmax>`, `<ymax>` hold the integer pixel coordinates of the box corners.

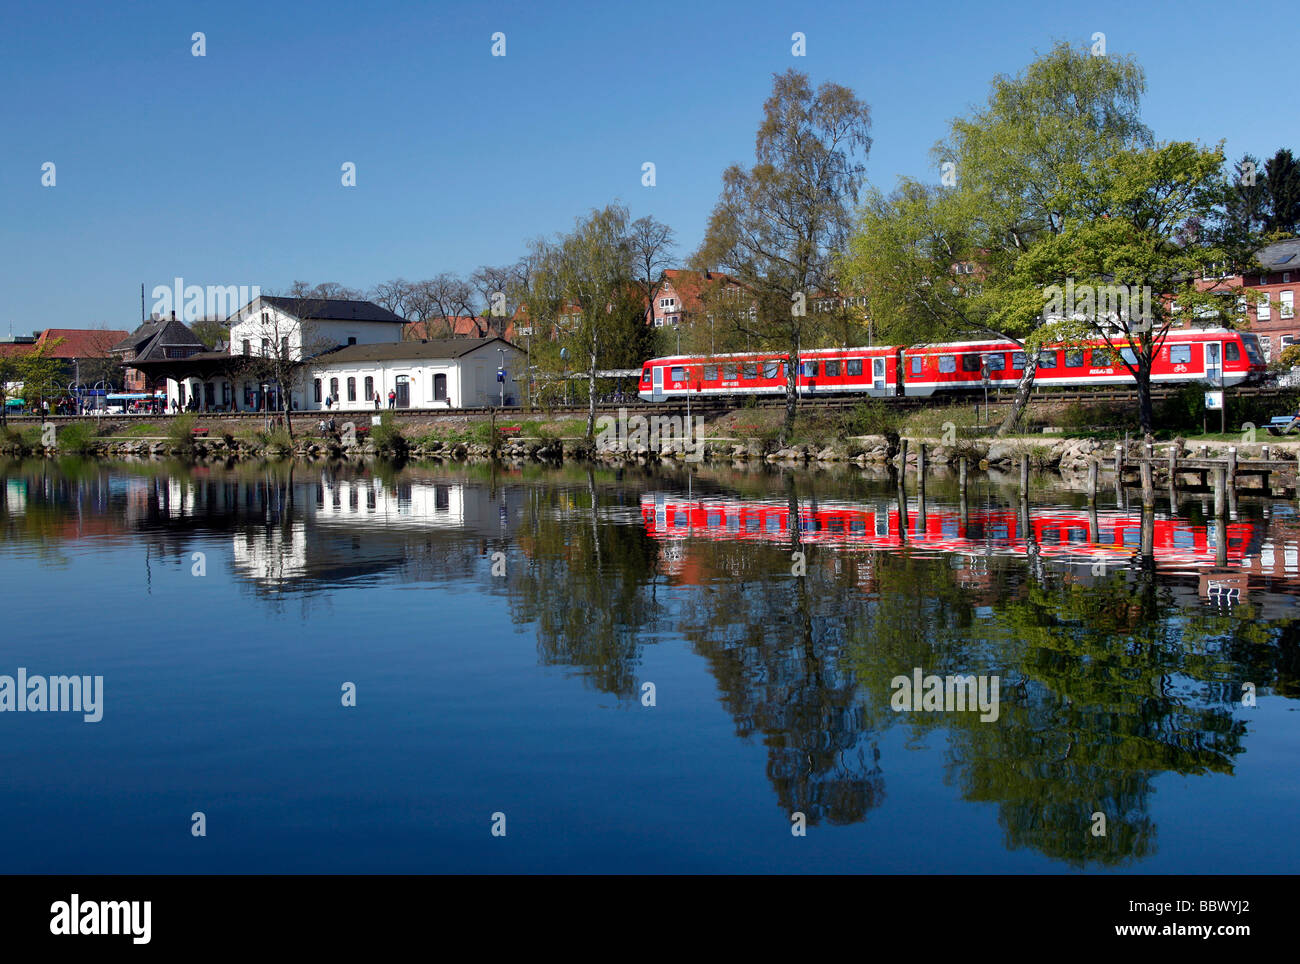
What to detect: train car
<box><xmin>638</xmin><ymin>345</ymin><xmax>902</xmax><ymax>400</ymax></box>
<box><xmin>900</xmin><ymin>327</ymin><xmax>1267</xmax><ymax>397</ymax></box>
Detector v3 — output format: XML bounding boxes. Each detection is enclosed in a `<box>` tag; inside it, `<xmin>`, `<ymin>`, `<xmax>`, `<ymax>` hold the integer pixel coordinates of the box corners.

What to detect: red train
<box><xmin>638</xmin><ymin>327</ymin><xmax>1267</xmax><ymax>400</ymax></box>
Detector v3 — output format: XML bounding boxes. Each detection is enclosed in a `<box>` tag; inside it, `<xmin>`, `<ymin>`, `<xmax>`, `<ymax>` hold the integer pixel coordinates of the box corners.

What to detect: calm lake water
<box><xmin>1</xmin><ymin>456</ymin><xmax>1296</xmax><ymax>873</ymax></box>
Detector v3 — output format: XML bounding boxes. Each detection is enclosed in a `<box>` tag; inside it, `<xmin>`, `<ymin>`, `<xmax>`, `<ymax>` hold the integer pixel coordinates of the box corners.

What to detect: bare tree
<box><xmin>628</xmin><ymin>216</ymin><xmax>676</xmax><ymax>327</ymax></box>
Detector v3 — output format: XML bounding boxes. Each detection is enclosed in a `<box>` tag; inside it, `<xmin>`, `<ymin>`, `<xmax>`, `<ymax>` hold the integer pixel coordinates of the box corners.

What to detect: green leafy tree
<box><xmin>694</xmin><ymin>69</ymin><xmax>873</xmax><ymax>438</ymax></box>
<box><xmin>845</xmin><ymin>41</ymin><xmax>1151</xmax><ymax>435</ymax></box>
<box><xmin>1012</xmin><ymin>142</ymin><xmax>1227</xmax><ymax>435</ymax></box>
<box><xmin>1264</xmin><ymin>148</ymin><xmax>1300</xmax><ymax>235</ymax></box>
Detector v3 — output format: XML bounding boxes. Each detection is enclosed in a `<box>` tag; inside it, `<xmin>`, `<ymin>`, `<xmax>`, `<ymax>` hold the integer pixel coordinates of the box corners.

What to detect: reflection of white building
<box><xmin>231</xmin><ymin>521</ymin><xmax>310</xmax><ymax>583</ymax></box>
<box><xmin>312</xmin><ymin>479</ymin><xmax>513</xmax><ymax>534</ymax></box>
<box><xmin>5</xmin><ymin>479</ymin><xmax>27</xmax><ymax>514</ymax></box>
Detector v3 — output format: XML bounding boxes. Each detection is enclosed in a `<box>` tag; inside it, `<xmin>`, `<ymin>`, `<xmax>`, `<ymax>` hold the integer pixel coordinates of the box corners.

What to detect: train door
<box><xmin>652</xmin><ymin>366</ymin><xmax>664</xmax><ymax>400</ymax></box>
<box><xmin>1205</xmin><ymin>342</ymin><xmax>1222</xmax><ymax>384</ymax></box>
<box><xmin>872</xmin><ymin>356</ymin><xmax>886</xmax><ymax>393</ymax></box>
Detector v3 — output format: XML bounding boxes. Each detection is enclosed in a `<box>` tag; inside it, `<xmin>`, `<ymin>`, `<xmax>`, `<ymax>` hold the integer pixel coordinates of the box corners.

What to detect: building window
<box><xmin>261</xmin><ymin>338</ymin><xmax>270</xmax><ymax>357</ymax></box>
<box><xmin>330</xmin><ymin>377</ymin><xmax>339</xmax><ymax>400</ymax></box>
<box><xmin>1282</xmin><ymin>291</ymin><xmax>1295</xmax><ymax>319</ymax></box>
<box><xmin>1259</xmin><ymin>295</ymin><xmax>1271</xmax><ymax>320</ymax></box>
<box><xmin>281</xmin><ymin>337</ymin><xmax>289</xmax><ymax>358</ymax></box>
<box><xmin>1260</xmin><ymin>336</ymin><xmax>1272</xmax><ymax>361</ymax></box>
<box><xmin>364</xmin><ymin>376</ymin><xmax>374</xmax><ymax>400</ymax></box>
<box><xmin>347</xmin><ymin>377</ymin><xmax>356</xmax><ymax>402</ymax></box>
<box><xmin>347</xmin><ymin>337</ymin><xmax>357</xmax><ymax>346</ymax></box>
<box><xmin>242</xmin><ymin>339</ymin><xmax>250</xmax><ymax>356</ymax></box>
<box><xmin>433</xmin><ymin>373</ymin><xmax>447</xmax><ymax>402</ymax></box>
<box><xmin>313</xmin><ymin>379</ymin><xmax>322</xmax><ymax>403</ymax></box>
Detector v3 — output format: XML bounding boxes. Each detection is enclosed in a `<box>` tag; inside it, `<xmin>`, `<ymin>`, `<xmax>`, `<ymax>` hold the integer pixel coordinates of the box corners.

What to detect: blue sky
<box><xmin>1</xmin><ymin>0</ymin><xmax>1294</xmax><ymax>332</ymax></box>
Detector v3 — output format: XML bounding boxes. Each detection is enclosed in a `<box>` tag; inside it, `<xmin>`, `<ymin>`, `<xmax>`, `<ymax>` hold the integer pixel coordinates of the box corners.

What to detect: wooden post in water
<box><xmin>1167</xmin><ymin>445</ymin><xmax>1178</xmax><ymax>490</ymax></box>
<box><xmin>1087</xmin><ymin>458</ymin><xmax>1098</xmax><ymax>503</ymax></box>
<box><xmin>1140</xmin><ymin>501</ymin><xmax>1155</xmax><ymax>561</ymax></box>
<box><xmin>1213</xmin><ymin>465</ymin><xmax>1227</xmax><ymax>519</ymax></box>
<box><xmin>1020</xmin><ymin>454</ymin><xmax>1030</xmax><ymax>497</ymax></box>
<box><xmin>1114</xmin><ymin>443</ymin><xmax>1124</xmax><ymax>474</ymax></box>
<box><xmin>899</xmin><ymin>437</ymin><xmax>909</xmax><ymax>472</ymax></box>
<box><xmin>917</xmin><ymin>442</ymin><xmax>926</xmax><ymax>485</ymax></box>
<box><xmin>1140</xmin><ymin>456</ymin><xmax>1155</xmax><ymax>505</ymax></box>
<box><xmin>958</xmin><ymin>457</ymin><xmax>968</xmax><ymax>529</ymax></box>
<box><xmin>1227</xmin><ymin>446</ymin><xmax>1237</xmax><ymax>482</ymax></box>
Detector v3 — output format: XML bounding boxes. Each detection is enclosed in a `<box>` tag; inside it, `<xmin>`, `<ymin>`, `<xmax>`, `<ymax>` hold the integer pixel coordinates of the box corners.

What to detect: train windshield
<box><xmin>1240</xmin><ymin>333</ymin><xmax>1265</xmax><ymax>365</ymax></box>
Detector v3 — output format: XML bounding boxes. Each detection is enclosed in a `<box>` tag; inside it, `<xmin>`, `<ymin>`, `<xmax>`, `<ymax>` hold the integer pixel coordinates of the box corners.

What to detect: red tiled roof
<box><xmin>29</xmin><ymin>328</ymin><xmax>130</xmax><ymax>358</ymax></box>
<box><xmin>404</xmin><ymin>316</ymin><xmax>511</xmax><ymax>340</ymax></box>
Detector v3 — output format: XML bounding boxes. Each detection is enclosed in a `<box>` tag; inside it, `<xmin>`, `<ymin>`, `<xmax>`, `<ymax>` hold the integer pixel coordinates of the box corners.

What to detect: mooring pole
<box><xmin>1019</xmin><ymin>454</ymin><xmax>1030</xmax><ymax>497</ymax></box>
<box><xmin>1088</xmin><ymin>458</ymin><xmax>1098</xmax><ymax>503</ymax></box>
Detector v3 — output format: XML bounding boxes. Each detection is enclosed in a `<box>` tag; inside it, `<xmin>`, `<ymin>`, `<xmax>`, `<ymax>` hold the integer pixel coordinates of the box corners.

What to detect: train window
<box><xmin>1242</xmin><ymin>335</ymin><xmax>1265</xmax><ymax>364</ymax></box>
<box><xmin>1091</xmin><ymin>348</ymin><xmax>1115</xmax><ymax>366</ymax></box>
<box><xmin>938</xmin><ymin>355</ymin><xmax>956</xmax><ymax>373</ymax></box>
<box><xmin>671</xmin><ymin>366</ymin><xmax>686</xmax><ymax>381</ymax></box>
<box><xmin>1038</xmin><ymin>351</ymin><xmax>1058</xmax><ymax>369</ymax></box>
<box><xmin>1225</xmin><ymin>342</ymin><xmax>1240</xmax><ymax>361</ymax></box>
<box><xmin>1012</xmin><ymin>352</ymin><xmax>1026</xmax><ymax>370</ymax></box>
<box><xmin>766</xmin><ymin>515</ymin><xmax>782</xmax><ymax>532</ymax></box>
<box><xmin>961</xmin><ymin>354</ymin><xmax>982</xmax><ymax>373</ymax></box>
<box><xmin>984</xmin><ymin>353</ymin><xmax>1005</xmax><ymax>371</ymax></box>
<box><xmin>1169</xmin><ymin>344</ymin><xmax>1191</xmax><ymax>365</ymax></box>
<box><xmin>723</xmin><ymin>363</ymin><xmax>738</xmax><ymax>380</ymax></box>
<box><xmin>910</xmin><ymin>356</ymin><xmax>922</xmax><ymax>375</ymax></box>
<box><xmin>801</xmin><ymin>360</ymin><xmax>818</xmax><ymax>377</ymax></box>
<box><xmin>846</xmin><ymin>358</ymin><xmax>863</xmax><ymax>376</ymax></box>
<box><xmin>1065</xmin><ymin>350</ymin><xmax>1085</xmax><ymax>368</ymax></box>
<box><xmin>704</xmin><ymin>364</ymin><xmax>719</xmax><ymax>380</ymax></box>
<box><xmin>1119</xmin><ymin>347</ymin><xmax>1138</xmax><ymax>366</ymax></box>
<box><xmin>825</xmin><ymin>360</ymin><xmax>842</xmax><ymax>376</ymax></box>
<box><xmin>763</xmin><ymin>361</ymin><xmax>782</xmax><ymax>379</ymax></box>
<box><xmin>742</xmin><ymin>362</ymin><xmax>758</xmax><ymax>379</ymax></box>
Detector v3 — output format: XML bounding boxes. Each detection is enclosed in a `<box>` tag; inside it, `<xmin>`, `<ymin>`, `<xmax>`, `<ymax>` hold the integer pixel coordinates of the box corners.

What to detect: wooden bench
<box><xmin>1265</xmin><ymin>415</ymin><xmax>1300</xmax><ymax>436</ymax></box>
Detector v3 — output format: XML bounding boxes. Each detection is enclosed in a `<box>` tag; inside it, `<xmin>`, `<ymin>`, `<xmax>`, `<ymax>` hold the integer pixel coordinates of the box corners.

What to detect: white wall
<box><xmin>228</xmin><ymin>299</ymin><xmax>404</xmax><ymax>358</ymax></box>
<box><xmin>306</xmin><ymin>346</ymin><xmax>523</xmax><ymax>411</ymax></box>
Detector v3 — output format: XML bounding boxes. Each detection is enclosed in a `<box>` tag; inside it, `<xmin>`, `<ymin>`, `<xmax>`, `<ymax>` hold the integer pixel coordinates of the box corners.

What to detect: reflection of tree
<box><xmin>508</xmin><ymin>477</ymin><xmax>665</xmax><ymax>697</ymax></box>
<box><xmin>668</xmin><ymin>511</ymin><xmax>887</xmax><ymax>826</ymax></box>
<box><xmin>948</xmin><ymin>569</ymin><xmax>1249</xmax><ymax>867</ymax></box>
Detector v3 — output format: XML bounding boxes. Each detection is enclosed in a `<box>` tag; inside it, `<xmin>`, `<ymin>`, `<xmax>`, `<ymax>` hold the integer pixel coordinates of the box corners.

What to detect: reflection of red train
<box><xmin>641</xmin><ymin>495</ymin><xmax>1258</xmax><ymax>565</ymax></box>
<box><xmin>638</xmin><ymin>327</ymin><xmax>1267</xmax><ymax>399</ymax></box>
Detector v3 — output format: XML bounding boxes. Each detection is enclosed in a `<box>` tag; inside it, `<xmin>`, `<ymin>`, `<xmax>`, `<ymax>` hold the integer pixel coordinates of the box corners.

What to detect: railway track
<box><xmin>5</xmin><ymin>384</ymin><xmax>1291</xmax><ymax>422</ymax></box>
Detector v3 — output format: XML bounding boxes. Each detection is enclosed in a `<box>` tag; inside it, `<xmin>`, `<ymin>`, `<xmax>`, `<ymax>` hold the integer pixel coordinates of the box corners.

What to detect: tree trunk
<box><xmin>996</xmin><ymin>357</ymin><xmax>1038</xmax><ymax>437</ymax></box>
<box><xmin>1137</xmin><ymin>366</ymin><xmax>1154</xmax><ymax>437</ymax></box>
<box><xmin>783</xmin><ymin>349</ymin><xmax>798</xmax><ymax>443</ymax></box>
<box><xmin>586</xmin><ymin>345</ymin><xmax>597</xmax><ymax>438</ymax></box>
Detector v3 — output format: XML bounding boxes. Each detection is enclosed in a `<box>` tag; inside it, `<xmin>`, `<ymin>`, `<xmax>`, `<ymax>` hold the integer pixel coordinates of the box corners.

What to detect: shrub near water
<box><xmin>54</xmin><ymin>421</ymin><xmax>98</xmax><ymax>453</ymax></box>
<box><xmin>166</xmin><ymin>413</ymin><xmax>198</xmax><ymax>451</ymax></box>
<box><xmin>371</xmin><ymin>411</ymin><xmax>408</xmax><ymax>456</ymax></box>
